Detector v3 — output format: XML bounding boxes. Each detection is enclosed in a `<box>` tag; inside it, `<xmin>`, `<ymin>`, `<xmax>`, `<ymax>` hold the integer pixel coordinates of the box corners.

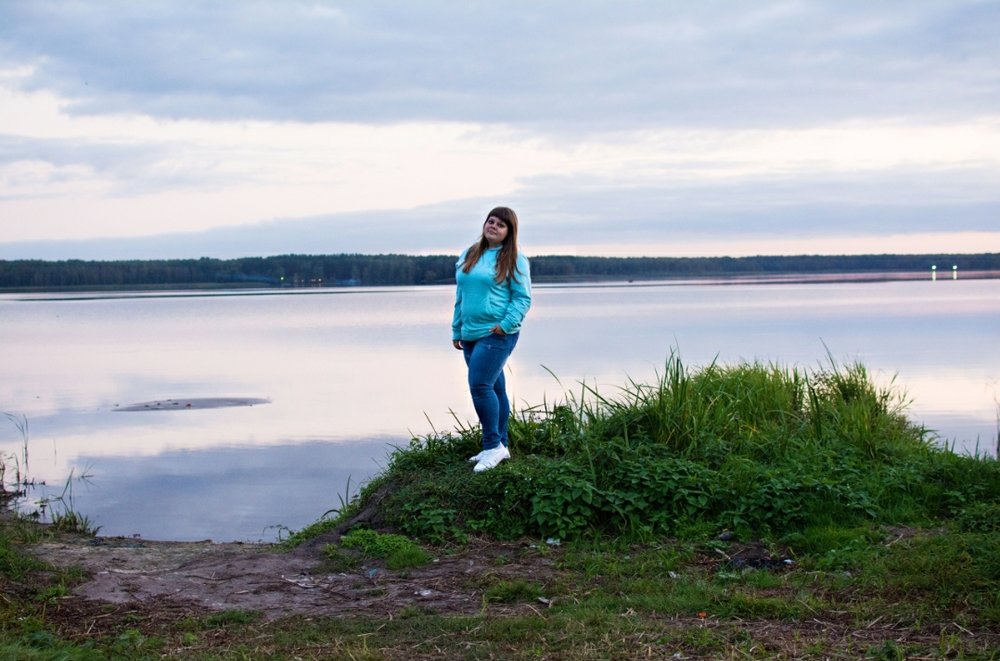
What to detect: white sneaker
<box><xmin>468</xmin><ymin>450</ymin><xmax>486</xmax><ymax>463</ymax></box>
<box><xmin>473</xmin><ymin>445</ymin><xmax>510</xmax><ymax>472</ymax></box>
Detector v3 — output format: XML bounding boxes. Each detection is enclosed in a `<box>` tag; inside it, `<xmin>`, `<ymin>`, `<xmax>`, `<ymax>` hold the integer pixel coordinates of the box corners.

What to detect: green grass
<box><xmin>3</xmin><ymin>354</ymin><xmax>999</xmax><ymax>658</ymax></box>
<box><xmin>371</xmin><ymin>355</ymin><xmax>999</xmax><ymax>546</ymax></box>
<box><xmin>333</xmin><ymin>528</ymin><xmax>432</xmax><ymax>570</ymax></box>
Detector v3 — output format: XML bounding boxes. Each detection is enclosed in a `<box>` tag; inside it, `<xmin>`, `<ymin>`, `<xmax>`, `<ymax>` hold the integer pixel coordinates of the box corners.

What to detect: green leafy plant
<box><xmin>954</xmin><ymin>501</ymin><xmax>1000</xmax><ymax>533</ymax></box>
<box><xmin>529</xmin><ymin>461</ymin><xmax>598</xmax><ymax>540</ymax></box>
<box><xmin>395</xmin><ymin>499</ymin><xmax>465</xmax><ymax>545</ymax></box>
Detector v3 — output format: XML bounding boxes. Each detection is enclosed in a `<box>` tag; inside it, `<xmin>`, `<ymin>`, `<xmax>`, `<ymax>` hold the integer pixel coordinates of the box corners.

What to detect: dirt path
<box><xmin>30</xmin><ymin>533</ymin><xmax>562</xmax><ymax>621</ymax></box>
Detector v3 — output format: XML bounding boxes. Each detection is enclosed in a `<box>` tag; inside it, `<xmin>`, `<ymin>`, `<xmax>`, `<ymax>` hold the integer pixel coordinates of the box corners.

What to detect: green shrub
<box><xmin>529</xmin><ymin>460</ymin><xmax>599</xmax><ymax>539</ymax></box>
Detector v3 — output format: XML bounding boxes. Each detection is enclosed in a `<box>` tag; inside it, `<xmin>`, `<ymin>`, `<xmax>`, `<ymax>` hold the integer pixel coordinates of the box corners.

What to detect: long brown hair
<box><xmin>460</xmin><ymin>206</ymin><xmax>522</xmax><ymax>283</ymax></box>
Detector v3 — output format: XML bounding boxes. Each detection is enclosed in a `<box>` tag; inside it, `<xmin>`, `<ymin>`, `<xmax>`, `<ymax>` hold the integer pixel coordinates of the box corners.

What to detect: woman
<box><xmin>452</xmin><ymin>206</ymin><xmax>532</xmax><ymax>472</ymax></box>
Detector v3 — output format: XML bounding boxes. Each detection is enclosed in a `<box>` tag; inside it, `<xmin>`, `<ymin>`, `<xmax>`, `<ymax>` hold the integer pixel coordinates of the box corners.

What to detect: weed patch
<box><xmin>335</xmin><ymin>528</ymin><xmax>431</xmax><ymax>570</ymax></box>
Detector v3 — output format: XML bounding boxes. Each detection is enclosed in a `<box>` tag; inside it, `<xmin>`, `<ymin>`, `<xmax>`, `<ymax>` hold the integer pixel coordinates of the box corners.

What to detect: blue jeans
<box><xmin>462</xmin><ymin>332</ymin><xmax>519</xmax><ymax>451</ymax></box>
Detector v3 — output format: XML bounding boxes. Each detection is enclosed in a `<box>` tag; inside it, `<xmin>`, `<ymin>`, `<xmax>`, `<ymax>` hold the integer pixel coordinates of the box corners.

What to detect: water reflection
<box><xmin>58</xmin><ymin>439</ymin><xmax>396</xmax><ymax>542</ymax></box>
<box><xmin>1</xmin><ymin>279</ymin><xmax>997</xmax><ymax>541</ymax></box>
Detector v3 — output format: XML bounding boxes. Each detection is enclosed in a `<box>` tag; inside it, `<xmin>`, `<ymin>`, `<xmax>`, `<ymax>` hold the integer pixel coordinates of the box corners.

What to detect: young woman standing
<box><xmin>451</xmin><ymin>207</ymin><xmax>532</xmax><ymax>472</ymax></box>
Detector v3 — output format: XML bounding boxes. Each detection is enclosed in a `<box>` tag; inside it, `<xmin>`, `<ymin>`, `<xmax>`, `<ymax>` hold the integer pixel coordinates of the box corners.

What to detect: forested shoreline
<box><xmin>2</xmin><ymin>252</ymin><xmax>999</xmax><ymax>290</ymax></box>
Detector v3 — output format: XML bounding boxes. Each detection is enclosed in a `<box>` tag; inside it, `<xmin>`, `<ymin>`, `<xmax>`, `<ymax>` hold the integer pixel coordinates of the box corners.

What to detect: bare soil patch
<box><xmin>30</xmin><ymin>532</ymin><xmax>563</xmax><ymax>622</ymax></box>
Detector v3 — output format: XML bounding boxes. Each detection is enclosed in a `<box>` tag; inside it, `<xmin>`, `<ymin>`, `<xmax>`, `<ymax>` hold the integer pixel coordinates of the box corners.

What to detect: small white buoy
<box><xmin>952</xmin><ymin>265</ymin><xmax>958</xmax><ymax>280</ymax></box>
<box><xmin>931</xmin><ymin>264</ymin><xmax>937</xmax><ymax>281</ymax></box>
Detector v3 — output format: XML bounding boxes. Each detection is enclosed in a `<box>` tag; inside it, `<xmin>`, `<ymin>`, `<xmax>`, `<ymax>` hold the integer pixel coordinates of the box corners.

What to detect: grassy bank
<box><xmin>2</xmin><ymin>356</ymin><xmax>999</xmax><ymax>658</ymax></box>
<box><xmin>350</xmin><ymin>355</ymin><xmax>999</xmax><ymax>544</ymax></box>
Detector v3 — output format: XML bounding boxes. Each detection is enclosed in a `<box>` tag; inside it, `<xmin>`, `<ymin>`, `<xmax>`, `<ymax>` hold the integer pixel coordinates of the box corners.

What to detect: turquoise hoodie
<box><xmin>452</xmin><ymin>247</ymin><xmax>532</xmax><ymax>341</ymax></box>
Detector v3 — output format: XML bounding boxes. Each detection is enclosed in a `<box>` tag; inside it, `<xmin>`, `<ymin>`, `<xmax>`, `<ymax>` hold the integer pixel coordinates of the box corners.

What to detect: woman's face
<box><xmin>483</xmin><ymin>215</ymin><xmax>509</xmax><ymax>247</ymax></box>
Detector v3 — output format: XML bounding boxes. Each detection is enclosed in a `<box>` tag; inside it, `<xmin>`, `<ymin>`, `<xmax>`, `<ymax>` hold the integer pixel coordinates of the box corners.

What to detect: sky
<box><xmin>1</xmin><ymin>0</ymin><xmax>999</xmax><ymax>260</ymax></box>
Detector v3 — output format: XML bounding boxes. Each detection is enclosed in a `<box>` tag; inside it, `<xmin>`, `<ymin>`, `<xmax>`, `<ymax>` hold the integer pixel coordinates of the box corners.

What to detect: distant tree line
<box><xmin>528</xmin><ymin>253</ymin><xmax>1000</xmax><ymax>281</ymax></box>
<box><xmin>1</xmin><ymin>253</ymin><xmax>998</xmax><ymax>290</ymax></box>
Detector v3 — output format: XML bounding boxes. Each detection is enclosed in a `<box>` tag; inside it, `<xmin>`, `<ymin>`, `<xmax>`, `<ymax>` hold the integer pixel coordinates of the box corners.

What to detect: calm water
<box><xmin>2</xmin><ymin>278</ymin><xmax>998</xmax><ymax>542</ymax></box>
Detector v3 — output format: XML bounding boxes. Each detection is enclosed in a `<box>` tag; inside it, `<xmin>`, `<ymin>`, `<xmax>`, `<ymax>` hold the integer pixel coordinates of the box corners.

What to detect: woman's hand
<box><xmin>452</xmin><ymin>339</ymin><xmax>463</xmax><ymax>350</ymax></box>
<box><xmin>490</xmin><ymin>325</ymin><xmax>506</xmax><ymax>335</ymax></box>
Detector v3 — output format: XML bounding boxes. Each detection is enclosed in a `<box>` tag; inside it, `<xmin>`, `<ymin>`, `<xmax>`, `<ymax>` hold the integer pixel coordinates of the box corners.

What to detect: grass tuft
<box><xmin>334</xmin><ymin>528</ymin><xmax>432</xmax><ymax>570</ymax></box>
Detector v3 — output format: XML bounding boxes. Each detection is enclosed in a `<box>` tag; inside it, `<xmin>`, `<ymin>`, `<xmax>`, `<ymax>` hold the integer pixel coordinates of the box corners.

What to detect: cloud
<box><xmin>3</xmin><ymin>110</ymin><xmax>999</xmax><ymax>248</ymax></box>
<box><xmin>3</xmin><ymin>179</ymin><xmax>997</xmax><ymax>261</ymax></box>
<box><xmin>1</xmin><ymin>1</ymin><xmax>999</xmax><ymax>259</ymax></box>
<box><xmin>3</xmin><ymin>1</ymin><xmax>998</xmax><ymax>128</ymax></box>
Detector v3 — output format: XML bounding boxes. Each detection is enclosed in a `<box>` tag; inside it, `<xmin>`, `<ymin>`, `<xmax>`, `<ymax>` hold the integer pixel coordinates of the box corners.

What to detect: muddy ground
<box><xmin>29</xmin><ymin>531</ymin><xmax>564</xmax><ymax>621</ymax></box>
<box><xmin>26</xmin><ymin>523</ymin><xmax>788</xmax><ymax>622</ymax></box>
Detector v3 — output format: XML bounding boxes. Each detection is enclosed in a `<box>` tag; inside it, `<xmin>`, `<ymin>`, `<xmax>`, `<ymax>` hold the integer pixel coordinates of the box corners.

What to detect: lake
<box><xmin>2</xmin><ymin>277</ymin><xmax>998</xmax><ymax>542</ymax></box>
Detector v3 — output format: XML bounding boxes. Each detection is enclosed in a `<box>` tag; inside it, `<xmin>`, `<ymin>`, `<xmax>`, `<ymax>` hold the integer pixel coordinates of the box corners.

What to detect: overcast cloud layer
<box><xmin>1</xmin><ymin>0</ymin><xmax>999</xmax><ymax>259</ymax></box>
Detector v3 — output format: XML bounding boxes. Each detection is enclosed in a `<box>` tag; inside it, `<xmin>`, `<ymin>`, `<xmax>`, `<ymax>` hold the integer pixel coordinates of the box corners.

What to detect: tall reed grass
<box><xmin>1</xmin><ymin>412</ymin><xmax>30</xmax><ymax>496</ymax></box>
